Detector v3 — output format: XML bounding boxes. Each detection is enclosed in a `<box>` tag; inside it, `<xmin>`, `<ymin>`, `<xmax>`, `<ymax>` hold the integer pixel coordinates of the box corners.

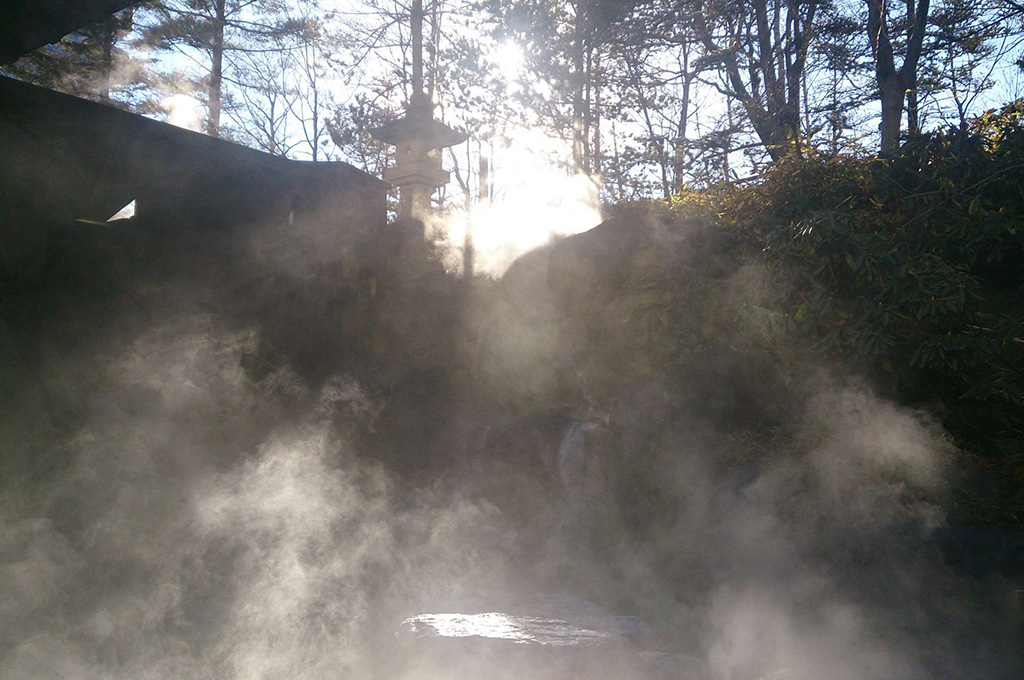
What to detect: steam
<box><xmin>0</xmin><ymin>302</ymin><xmax>515</xmax><ymax>679</ymax></box>
<box><xmin>695</xmin><ymin>383</ymin><xmax>956</xmax><ymax>680</ymax></box>
<box><xmin>0</xmin><ymin>205</ymin><xmax>1017</xmax><ymax>680</ymax></box>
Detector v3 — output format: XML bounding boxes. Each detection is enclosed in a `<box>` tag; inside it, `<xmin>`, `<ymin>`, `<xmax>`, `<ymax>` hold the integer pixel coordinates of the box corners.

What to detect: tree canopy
<box><xmin>4</xmin><ymin>0</ymin><xmax>1023</xmax><ymax>189</ymax></box>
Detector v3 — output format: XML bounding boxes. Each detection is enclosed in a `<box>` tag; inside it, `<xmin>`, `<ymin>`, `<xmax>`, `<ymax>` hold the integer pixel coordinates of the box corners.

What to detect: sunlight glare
<box><xmin>165</xmin><ymin>94</ymin><xmax>204</xmax><ymax>131</ymax></box>
<box><xmin>490</xmin><ymin>40</ymin><xmax>525</xmax><ymax>83</ymax></box>
<box><xmin>410</xmin><ymin>612</ymin><xmax>524</xmax><ymax>641</ymax></box>
<box><xmin>449</xmin><ymin>132</ymin><xmax>603</xmax><ymax>278</ymax></box>
<box><xmin>107</xmin><ymin>199</ymin><xmax>136</xmax><ymax>221</ymax></box>
<box><xmin>401</xmin><ymin>611</ymin><xmax>623</xmax><ymax>646</ymax></box>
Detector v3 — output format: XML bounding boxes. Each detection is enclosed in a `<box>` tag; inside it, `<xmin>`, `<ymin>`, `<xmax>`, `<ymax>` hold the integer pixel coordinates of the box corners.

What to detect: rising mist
<box><xmin>0</xmin><ymin>196</ymin><xmax>1018</xmax><ymax>679</ymax></box>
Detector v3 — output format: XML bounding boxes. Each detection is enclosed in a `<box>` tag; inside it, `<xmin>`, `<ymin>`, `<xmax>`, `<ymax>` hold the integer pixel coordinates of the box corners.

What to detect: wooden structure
<box><xmin>0</xmin><ymin>74</ymin><xmax>386</xmax><ymax>281</ymax></box>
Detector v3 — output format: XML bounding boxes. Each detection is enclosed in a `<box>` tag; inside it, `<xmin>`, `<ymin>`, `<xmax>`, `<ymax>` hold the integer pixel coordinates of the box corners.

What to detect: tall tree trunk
<box><xmin>571</xmin><ymin>1</ymin><xmax>587</xmax><ymax>172</ymax></box>
<box><xmin>786</xmin><ymin>0</ymin><xmax>815</xmax><ymax>155</ymax></box>
<box><xmin>100</xmin><ymin>15</ymin><xmax>114</xmax><ymax>102</ymax></box>
<box><xmin>309</xmin><ymin>44</ymin><xmax>321</xmax><ymax>160</ymax></box>
<box><xmin>691</xmin><ymin>0</ymin><xmax>813</xmax><ymax>163</ymax></box>
<box><xmin>866</xmin><ymin>0</ymin><xmax>930</xmax><ymax>153</ymax></box>
<box><xmin>311</xmin><ymin>82</ymin><xmax>320</xmax><ymax>160</ymax></box>
<box><xmin>465</xmin><ymin>150</ymin><xmax>492</xmax><ymax>279</ymax></box>
<box><xmin>592</xmin><ymin>50</ymin><xmax>601</xmax><ymax>179</ymax></box>
<box><xmin>208</xmin><ymin>0</ymin><xmax>226</xmax><ymax>137</ymax></box>
<box><xmin>904</xmin><ymin>0</ymin><xmax>920</xmax><ymax>138</ymax></box>
<box><xmin>611</xmin><ymin>121</ymin><xmax>624</xmax><ymax>199</ymax></box>
<box><xmin>583</xmin><ymin>45</ymin><xmax>593</xmax><ymax>173</ymax></box>
<box><xmin>478</xmin><ymin>150</ymin><xmax>491</xmax><ymax>206</ymax></box>
<box><xmin>724</xmin><ymin>99</ymin><xmax>733</xmax><ymax>179</ymax></box>
<box><xmin>673</xmin><ymin>39</ymin><xmax>692</xmax><ymax>189</ymax></box>
<box><xmin>829</xmin><ymin>62</ymin><xmax>841</xmax><ymax>154</ymax></box>
<box><xmin>906</xmin><ymin>85</ymin><xmax>920</xmax><ymax>138</ymax></box>
<box><xmin>877</xmin><ymin>75</ymin><xmax>906</xmax><ymax>150</ymax></box>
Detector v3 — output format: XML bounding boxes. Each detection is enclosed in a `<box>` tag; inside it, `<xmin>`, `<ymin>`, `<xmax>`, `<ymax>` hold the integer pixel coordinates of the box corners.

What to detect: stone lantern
<box><xmin>370</xmin><ymin>0</ymin><xmax>466</xmax><ymax>222</ymax></box>
<box><xmin>371</xmin><ymin>92</ymin><xmax>466</xmax><ymax>221</ymax></box>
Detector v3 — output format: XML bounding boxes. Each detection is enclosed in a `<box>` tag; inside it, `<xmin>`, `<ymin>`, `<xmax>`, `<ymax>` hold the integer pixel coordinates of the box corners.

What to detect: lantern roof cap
<box><xmin>369</xmin><ymin>96</ymin><xmax>468</xmax><ymax>149</ymax></box>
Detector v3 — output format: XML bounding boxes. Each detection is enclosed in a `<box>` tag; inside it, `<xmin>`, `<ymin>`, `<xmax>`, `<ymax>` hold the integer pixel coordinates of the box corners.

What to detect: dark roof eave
<box><xmin>1</xmin><ymin>0</ymin><xmax>142</xmax><ymax>64</ymax></box>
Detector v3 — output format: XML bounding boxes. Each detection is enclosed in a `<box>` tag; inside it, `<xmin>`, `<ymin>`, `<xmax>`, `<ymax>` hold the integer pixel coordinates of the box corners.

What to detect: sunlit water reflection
<box><xmin>400</xmin><ymin>612</ymin><xmax>624</xmax><ymax>646</ymax></box>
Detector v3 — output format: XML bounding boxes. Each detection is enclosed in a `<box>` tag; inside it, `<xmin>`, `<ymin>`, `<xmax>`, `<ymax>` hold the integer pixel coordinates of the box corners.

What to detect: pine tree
<box><xmin>136</xmin><ymin>0</ymin><xmax>305</xmax><ymax>137</ymax></box>
<box><xmin>2</xmin><ymin>8</ymin><xmax>153</xmax><ymax>109</ymax></box>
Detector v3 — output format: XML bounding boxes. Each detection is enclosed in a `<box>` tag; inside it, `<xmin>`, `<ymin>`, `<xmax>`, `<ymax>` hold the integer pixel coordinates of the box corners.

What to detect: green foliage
<box><xmin>685</xmin><ymin>103</ymin><xmax>1024</xmax><ymax>463</ymax></box>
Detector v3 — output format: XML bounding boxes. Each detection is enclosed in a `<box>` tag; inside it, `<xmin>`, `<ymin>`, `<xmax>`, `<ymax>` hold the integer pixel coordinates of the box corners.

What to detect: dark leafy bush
<box><xmin>674</xmin><ymin>102</ymin><xmax>1024</xmax><ymax>507</ymax></box>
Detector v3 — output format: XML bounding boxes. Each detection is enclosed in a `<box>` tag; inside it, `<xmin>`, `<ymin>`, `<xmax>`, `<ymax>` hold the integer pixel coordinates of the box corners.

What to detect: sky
<box><xmin>132</xmin><ymin>0</ymin><xmax>1024</xmax><ymax>274</ymax></box>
